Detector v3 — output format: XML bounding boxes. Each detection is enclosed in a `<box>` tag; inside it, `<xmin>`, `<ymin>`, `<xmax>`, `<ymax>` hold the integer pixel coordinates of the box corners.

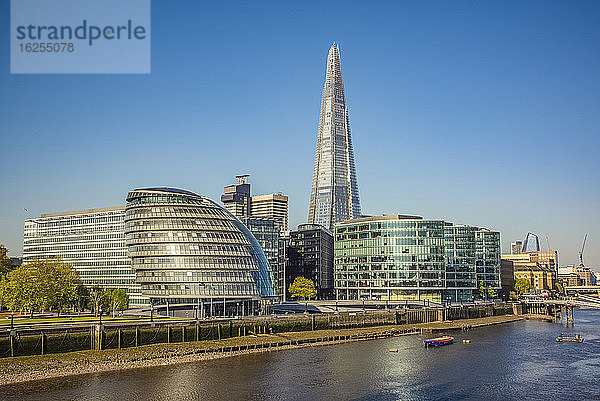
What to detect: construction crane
<box><xmin>579</xmin><ymin>234</ymin><xmax>588</xmax><ymax>267</ymax></box>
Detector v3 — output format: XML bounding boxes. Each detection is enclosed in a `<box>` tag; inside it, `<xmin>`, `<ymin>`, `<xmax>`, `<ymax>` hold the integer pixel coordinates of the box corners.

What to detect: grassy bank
<box><xmin>0</xmin><ymin>314</ymin><xmax>523</xmax><ymax>386</ymax></box>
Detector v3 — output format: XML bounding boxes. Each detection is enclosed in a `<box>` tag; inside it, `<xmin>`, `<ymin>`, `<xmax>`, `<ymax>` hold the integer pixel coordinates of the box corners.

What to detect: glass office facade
<box><xmin>444</xmin><ymin>225</ymin><xmax>477</xmax><ymax>302</ymax></box>
<box><xmin>334</xmin><ymin>216</ymin><xmax>445</xmax><ymax>301</ymax></box>
<box><xmin>125</xmin><ymin>188</ymin><xmax>274</xmax><ymax>314</ymax></box>
<box><xmin>287</xmin><ymin>224</ymin><xmax>334</xmax><ymax>299</ymax></box>
<box><xmin>23</xmin><ymin>207</ymin><xmax>146</xmax><ymax>306</ymax></box>
<box><xmin>245</xmin><ymin>217</ymin><xmax>279</xmax><ymax>297</ymax></box>
<box><xmin>475</xmin><ymin>229</ymin><xmax>501</xmax><ymax>290</ymax></box>
<box><xmin>334</xmin><ymin>216</ymin><xmax>501</xmax><ymax>302</ymax></box>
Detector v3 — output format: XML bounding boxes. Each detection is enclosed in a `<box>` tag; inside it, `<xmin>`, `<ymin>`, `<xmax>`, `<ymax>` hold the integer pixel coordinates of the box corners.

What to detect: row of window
<box><xmin>29</xmin><ymin>215</ymin><xmax>123</xmax><ymax>228</ymax></box>
<box><xmin>23</xmin><ymin>233</ymin><xmax>124</xmax><ymax>245</ymax></box>
<box><xmin>24</xmin><ymin>240</ymin><xmax>125</xmax><ymax>253</ymax></box>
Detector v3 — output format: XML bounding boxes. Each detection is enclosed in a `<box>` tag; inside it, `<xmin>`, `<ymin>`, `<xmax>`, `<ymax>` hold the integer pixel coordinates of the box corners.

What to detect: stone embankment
<box><xmin>0</xmin><ymin>314</ymin><xmax>523</xmax><ymax>386</ymax></box>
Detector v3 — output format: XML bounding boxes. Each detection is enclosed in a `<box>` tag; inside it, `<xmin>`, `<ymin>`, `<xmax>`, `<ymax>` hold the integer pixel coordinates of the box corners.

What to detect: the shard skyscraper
<box><xmin>308</xmin><ymin>43</ymin><xmax>361</xmax><ymax>230</ymax></box>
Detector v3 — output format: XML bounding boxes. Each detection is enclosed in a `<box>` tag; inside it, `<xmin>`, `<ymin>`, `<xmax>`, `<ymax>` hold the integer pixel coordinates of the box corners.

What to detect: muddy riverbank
<box><xmin>0</xmin><ymin>314</ymin><xmax>524</xmax><ymax>386</ymax></box>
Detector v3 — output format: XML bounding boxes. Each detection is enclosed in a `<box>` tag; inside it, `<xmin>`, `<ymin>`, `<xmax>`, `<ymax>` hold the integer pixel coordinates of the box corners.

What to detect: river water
<box><xmin>1</xmin><ymin>309</ymin><xmax>599</xmax><ymax>401</ymax></box>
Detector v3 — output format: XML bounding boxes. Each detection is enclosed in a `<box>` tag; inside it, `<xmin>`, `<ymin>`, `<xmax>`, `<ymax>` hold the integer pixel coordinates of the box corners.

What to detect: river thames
<box><xmin>1</xmin><ymin>308</ymin><xmax>599</xmax><ymax>400</ymax></box>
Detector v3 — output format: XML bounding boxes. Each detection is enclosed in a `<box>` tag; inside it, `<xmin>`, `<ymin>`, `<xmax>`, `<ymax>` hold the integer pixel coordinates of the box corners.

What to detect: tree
<box><xmin>107</xmin><ymin>289</ymin><xmax>129</xmax><ymax>316</ymax></box>
<box><xmin>34</xmin><ymin>258</ymin><xmax>81</xmax><ymax>314</ymax></box>
<box><xmin>1</xmin><ymin>258</ymin><xmax>81</xmax><ymax>315</ymax></box>
<box><xmin>76</xmin><ymin>284</ymin><xmax>90</xmax><ymax>313</ymax></box>
<box><xmin>478</xmin><ymin>281</ymin><xmax>486</xmax><ymax>299</ymax></box>
<box><xmin>0</xmin><ymin>244</ymin><xmax>13</xmax><ymax>276</ymax></box>
<box><xmin>3</xmin><ymin>263</ymin><xmax>37</xmax><ymax>313</ymax></box>
<box><xmin>88</xmin><ymin>287</ymin><xmax>109</xmax><ymax>317</ymax></box>
<box><xmin>487</xmin><ymin>285</ymin><xmax>497</xmax><ymax>299</ymax></box>
<box><xmin>0</xmin><ymin>275</ymin><xmax>8</xmax><ymax>310</ymax></box>
<box><xmin>555</xmin><ymin>282</ymin><xmax>564</xmax><ymax>295</ymax></box>
<box><xmin>288</xmin><ymin>277</ymin><xmax>316</xmax><ymax>300</ymax></box>
<box><xmin>514</xmin><ymin>278</ymin><xmax>531</xmax><ymax>296</ymax></box>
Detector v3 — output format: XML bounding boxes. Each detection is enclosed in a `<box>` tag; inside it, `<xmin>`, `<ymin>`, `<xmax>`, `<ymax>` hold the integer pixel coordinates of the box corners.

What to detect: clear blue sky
<box><xmin>1</xmin><ymin>1</ymin><xmax>599</xmax><ymax>269</ymax></box>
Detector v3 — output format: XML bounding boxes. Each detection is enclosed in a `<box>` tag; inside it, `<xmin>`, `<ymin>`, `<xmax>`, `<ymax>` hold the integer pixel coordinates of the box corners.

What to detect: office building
<box><xmin>287</xmin><ymin>224</ymin><xmax>334</xmax><ymax>299</ymax></box>
<box><xmin>444</xmin><ymin>225</ymin><xmax>476</xmax><ymax>303</ymax></box>
<box><xmin>511</xmin><ymin>241</ymin><xmax>522</xmax><ymax>255</ymax></box>
<box><xmin>245</xmin><ymin>217</ymin><xmax>280</xmax><ymax>297</ymax></box>
<box><xmin>475</xmin><ymin>229</ymin><xmax>501</xmax><ymax>290</ymax></box>
<box><xmin>500</xmin><ymin>259</ymin><xmax>515</xmax><ymax>300</ymax></box>
<box><xmin>334</xmin><ymin>215</ymin><xmax>446</xmax><ymax>302</ymax></box>
<box><xmin>522</xmin><ymin>232</ymin><xmax>540</xmax><ymax>252</ymax></box>
<box><xmin>23</xmin><ymin>207</ymin><xmax>146</xmax><ymax>306</ymax></box>
<box><xmin>222</xmin><ymin>176</ymin><xmax>289</xmax><ymax>232</ymax></box>
<box><xmin>251</xmin><ymin>193</ymin><xmax>289</xmax><ymax>231</ymax></box>
<box><xmin>308</xmin><ymin>43</ymin><xmax>361</xmax><ymax>230</ymax></box>
<box><xmin>221</xmin><ymin>175</ymin><xmax>251</xmax><ymax>221</ymax></box>
<box><xmin>277</xmin><ymin>230</ymin><xmax>290</xmax><ymax>301</ymax></box>
<box><xmin>334</xmin><ymin>215</ymin><xmax>501</xmax><ymax>302</ymax></box>
<box><xmin>125</xmin><ymin>188</ymin><xmax>274</xmax><ymax>315</ymax></box>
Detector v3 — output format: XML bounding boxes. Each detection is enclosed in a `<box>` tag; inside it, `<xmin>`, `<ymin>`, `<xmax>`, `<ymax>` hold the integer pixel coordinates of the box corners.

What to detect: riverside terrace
<box><xmin>0</xmin><ymin>298</ymin><xmax>486</xmax><ymax>334</ymax></box>
<box><xmin>0</xmin><ymin>304</ymin><xmax>516</xmax><ymax>358</ymax></box>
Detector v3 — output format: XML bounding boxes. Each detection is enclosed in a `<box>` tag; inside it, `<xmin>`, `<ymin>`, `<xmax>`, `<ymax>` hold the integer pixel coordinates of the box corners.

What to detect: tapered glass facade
<box><xmin>308</xmin><ymin>43</ymin><xmax>361</xmax><ymax>230</ymax></box>
<box><xmin>125</xmin><ymin>188</ymin><xmax>274</xmax><ymax>311</ymax></box>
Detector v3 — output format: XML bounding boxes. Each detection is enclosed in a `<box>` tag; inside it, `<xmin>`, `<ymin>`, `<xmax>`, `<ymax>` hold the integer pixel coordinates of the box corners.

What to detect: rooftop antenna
<box><xmin>579</xmin><ymin>234</ymin><xmax>588</xmax><ymax>267</ymax></box>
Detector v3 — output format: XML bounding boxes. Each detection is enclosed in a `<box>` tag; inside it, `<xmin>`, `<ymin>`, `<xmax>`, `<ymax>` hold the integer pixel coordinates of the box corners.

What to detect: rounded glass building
<box><xmin>125</xmin><ymin>188</ymin><xmax>274</xmax><ymax>316</ymax></box>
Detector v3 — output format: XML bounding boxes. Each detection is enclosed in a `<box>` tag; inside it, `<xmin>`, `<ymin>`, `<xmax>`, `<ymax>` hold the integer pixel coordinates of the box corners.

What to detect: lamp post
<box><xmin>150</xmin><ymin>302</ymin><xmax>154</xmax><ymax>323</ymax></box>
<box><xmin>10</xmin><ymin>311</ymin><xmax>14</xmax><ymax>332</ymax></box>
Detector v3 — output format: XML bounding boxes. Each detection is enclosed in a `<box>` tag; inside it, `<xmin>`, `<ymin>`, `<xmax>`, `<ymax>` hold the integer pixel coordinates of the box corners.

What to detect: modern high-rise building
<box><xmin>222</xmin><ymin>175</ymin><xmax>289</xmax><ymax>232</ymax></box>
<box><xmin>287</xmin><ymin>224</ymin><xmax>334</xmax><ymax>299</ymax></box>
<box><xmin>23</xmin><ymin>207</ymin><xmax>146</xmax><ymax>306</ymax></box>
<box><xmin>125</xmin><ymin>188</ymin><xmax>274</xmax><ymax>316</ymax></box>
<box><xmin>334</xmin><ymin>215</ymin><xmax>501</xmax><ymax>302</ymax></box>
<box><xmin>475</xmin><ymin>229</ymin><xmax>502</xmax><ymax>290</ymax></box>
<box><xmin>251</xmin><ymin>193</ymin><xmax>289</xmax><ymax>232</ymax></box>
<box><xmin>522</xmin><ymin>233</ymin><xmax>540</xmax><ymax>252</ymax></box>
<box><xmin>221</xmin><ymin>175</ymin><xmax>251</xmax><ymax>221</ymax></box>
<box><xmin>334</xmin><ymin>215</ymin><xmax>446</xmax><ymax>302</ymax></box>
<box><xmin>444</xmin><ymin>225</ymin><xmax>477</xmax><ymax>303</ymax></box>
<box><xmin>245</xmin><ymin>217</ymin><xmax>280</xmax><ymax>297</ymax></box>
<box><xmin>308</xmin><ymin>43</ymin><xmax>361</xmax><ymax>230</ymax></box>
<box><xmin>510</xmin><ymin>241</ymin><xmax>522</xmax><ymax>255</ymax></box>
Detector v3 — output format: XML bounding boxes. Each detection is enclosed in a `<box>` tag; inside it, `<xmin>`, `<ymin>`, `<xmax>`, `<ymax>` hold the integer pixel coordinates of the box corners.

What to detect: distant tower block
<box><xmin>308</xmin><ymin>43</ymin><xmax>361</xmax><ymax>230</ymax></box>
<box><xmin>522</xmin><ymin>232</ymin><xmax>540</xmax><ymax>253</ymax></box>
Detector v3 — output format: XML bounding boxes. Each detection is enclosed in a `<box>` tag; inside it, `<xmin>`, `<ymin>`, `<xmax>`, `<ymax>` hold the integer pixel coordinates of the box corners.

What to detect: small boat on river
<box><xmin>424</xmin><ymin>336</ymin><xmax>454</xmax><ymax>347</ymax></box>
<box><xmin>555</xmin><ymin>334</ymin><xmax>584</xmax><ymax>342</ymax></box>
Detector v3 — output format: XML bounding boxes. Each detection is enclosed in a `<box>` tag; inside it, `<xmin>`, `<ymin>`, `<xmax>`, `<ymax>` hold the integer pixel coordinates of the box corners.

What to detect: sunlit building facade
<box><xmin>475</xmin><ymin>229</ymin><xmax>502</xmax><ymax>290</ymax></box>
<box><xmin>334</xmin><ymin>215</ymin><xmax>446</xmax><ymax>301</ymax></box>
<box><xmin>251</xmin><ymin>193</ymin><xmax>289</xmax><ymax>232</ymax></box>
<box><xmin>308</xmin><ymin>43</ymin><xmax>361</xmax><ymax>230</ymax></box>
<box><xmin>125</xmin><ymin>188</ymin><xmax>274</xmax><ymax>315</ymax></box>
<box><xmin>23</xmin><ymin>207</ymin><xmax>146</xmax><ymax>306</ymax></box>
<box><xmin>444</xmin><ymin>225</ymin><xmax>477</xmax><ymax>302</ymax></box>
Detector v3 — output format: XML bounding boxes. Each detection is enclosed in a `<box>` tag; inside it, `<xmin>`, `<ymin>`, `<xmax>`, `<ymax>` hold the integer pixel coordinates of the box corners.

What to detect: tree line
<box><xmin>0</xmin><ymin>245</ymin><xmax>129</xmax><ymax>315</ymax></box>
